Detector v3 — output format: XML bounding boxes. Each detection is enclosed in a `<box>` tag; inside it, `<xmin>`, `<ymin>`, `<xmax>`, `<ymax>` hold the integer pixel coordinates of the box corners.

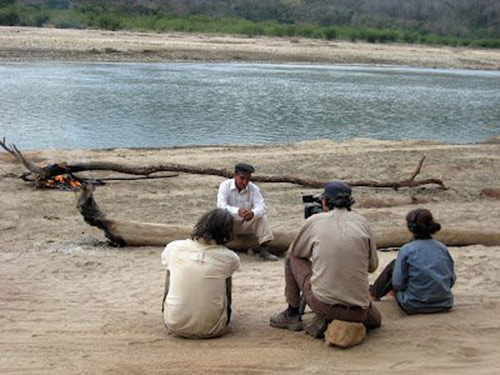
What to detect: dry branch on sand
<box><xmin>77</xmin><ymin>184</ymin><xmax>500</xmax><ymax>251</ymax></box>
<box><xmin>1</xmin><ymin>138</ymin><xmax>447</xmax><ymax>189</ymax></box>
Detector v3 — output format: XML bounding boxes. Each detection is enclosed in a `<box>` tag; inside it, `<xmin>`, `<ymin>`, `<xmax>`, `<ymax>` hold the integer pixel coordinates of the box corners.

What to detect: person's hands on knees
<box><xmin>238</xmin><ymin>209</ymin><xmax>254</xmax><ymax>221</ymax></box>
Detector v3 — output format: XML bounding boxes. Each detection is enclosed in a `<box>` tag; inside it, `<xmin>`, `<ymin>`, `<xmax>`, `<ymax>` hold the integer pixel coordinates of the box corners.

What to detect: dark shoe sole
<box><xmin>269</xmin><ymin>319</ymin><xmax>304</xmax><ymax>331</ymax></box>
<box><xmin>305</xmin><ymin>319</ymin><xmax>329</xmax><ymax>339</ymax></box>
<box><xmin>259</xmin><ymin>250</ymin><xmax>279</xmax><ymax>261</ymax></box>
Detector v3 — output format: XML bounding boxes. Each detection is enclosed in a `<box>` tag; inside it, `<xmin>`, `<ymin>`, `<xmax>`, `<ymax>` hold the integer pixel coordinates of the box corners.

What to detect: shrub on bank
<box><xmin>89</xmin><ymin>13</ymin><xmax>122</xmax><ymax>31</ymax></box>
<box><xmin>0</xmin><ymin>5</ymin><xmax>19</xmax><ymax>25</ymax></box>
<box><xmin>322</xmin><ymin>27</ymin><xmax>337</xmax><ymax>40</ymax></box>
<box><xmin>471</xmin><ymin>39</ymin><xmax>500</xmax><ymax>48</ymax></box>
<box><xmin>1</xmin><ymin>4</ymin><xmax>499</xmax><ymax>49</ymax></box>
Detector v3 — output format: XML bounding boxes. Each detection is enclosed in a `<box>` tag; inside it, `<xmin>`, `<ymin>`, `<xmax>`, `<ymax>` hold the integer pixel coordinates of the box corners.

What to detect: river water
<box><xmin>1</xmin><ymin>62</ymin><xmax>499</xmax><ymax>149</ymax></box>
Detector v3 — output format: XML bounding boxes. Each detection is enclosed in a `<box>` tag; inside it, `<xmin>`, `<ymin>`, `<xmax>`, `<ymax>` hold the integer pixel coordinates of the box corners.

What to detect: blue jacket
<box><xmin>393</xmin><ymin>239</ymin><xmax>456</xmax><ymax>314</ymax></box>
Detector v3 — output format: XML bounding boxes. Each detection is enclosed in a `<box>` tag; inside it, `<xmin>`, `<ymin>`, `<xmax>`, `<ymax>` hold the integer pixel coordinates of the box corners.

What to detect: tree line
<box><xmin>2</xmin><ymin>0</ymin><xmax>499</xmax><ymax>47</ymax></box>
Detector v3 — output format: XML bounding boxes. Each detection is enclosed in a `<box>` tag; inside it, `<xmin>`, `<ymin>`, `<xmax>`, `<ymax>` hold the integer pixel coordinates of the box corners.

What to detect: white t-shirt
<box><xmin>161</xmin><ymin>239</ymin><xmax>240</xmax><ymax>338</ymax></box>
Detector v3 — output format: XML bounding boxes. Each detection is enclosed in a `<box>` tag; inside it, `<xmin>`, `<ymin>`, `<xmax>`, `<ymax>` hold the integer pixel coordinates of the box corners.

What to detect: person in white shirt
<box><xmin>161</xmin><ymin>208</ymin><xmax>240</xmax><ymax>339</ymax></box>
<box><xmin>217</xmin><ymin>163</ymin><xmax>277</xmax><ymax>261</ymax></box>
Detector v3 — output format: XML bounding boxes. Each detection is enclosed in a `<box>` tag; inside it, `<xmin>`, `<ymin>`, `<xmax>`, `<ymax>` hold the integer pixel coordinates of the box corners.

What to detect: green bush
<box><xmin>96</xmin><ymin>14</ymin><xmax>122</xmax><ymax>31</ymax></box>
<box><xmin>166</xmin><ymin>18</ymin><xmax>190</xmax><ymax>32</ymax></box>
<box><xmin>269</xmin><ymin>24</ymin><xmax>295</xmax><ymax>37</ymax></box>
<box><xmin>240</xmin><ymin>23</ymin><xmax>264</xmax><ymax>36</ymax></box>
<box><xmin>378</xmin><ymin>30</ymin><xmax>399</xmax><ymax>43</ymax></box>
<box><xmin>366</xmin><ymin>33</ymin><xmax>377</xmax><ymax>43</ymax></box>
<box><xmin>34</xmin><ymin>13</ymin><xmax>50</xmax><ymax>27</ymax></box>
<box><xmin>20</xmin><ymin>11</ymin><xmax>50</xmax><ymax>27</ymax></box>
<box><xmin>47</xmin><ymin>0</ymin><xmax>71</xmax><ymax>10</ymax></box>
<box><xmin>420</xmin><ymin>34</ymin><xmax>439</xmax><ymax>45</ymax></box>
<box><xmin>322</xmin><ymin>26</ymin><xmax>337</xmax><ymax>40</ymax></box>
<box><xmin>54</xmin><ymin>19</ymin><xmax>82</xmax><ymax>29</ymax></box>
<box><xmin>268</xmin><ymin>24</ymin><xmax>285</xmax><ymax>37</ymax></box>
<box><xmin>187</xmin><ymin>14</ymin><xmax>213</xmax><ymax>24</ymax></box>
<box><xmin>0</xmin><ymin>0</ymin><xmax>16</xmax><ymax>6</ymax></box>
<box><xmin>441</xmin><ymin>37</ymin><xmax>460</xmax><ymax>47</ymax></box>
<box><xmin>347</xmin><ymin>28</ymin><xmax>371</xmax><ymax>42</ymax></box>
<box><xmin>470</xmin><ymin>39</ymin><xmax>500</xmax><ymax>48</ymax></box>
<box><xmin>402</xmin><ymin>31</ymin><xmax>421</xmax><ymax>43</ymax></box>
<box><xmin>152</xmin><ymin>17</ymin><xmax>172</xmax><ymax>32</ymax></box>
<box><xmin>214</xmin><ymin>17</ymin><xmax>247</xmax><ymax>34</ymax></box>
<box><xmin>310</xmin><ymin>28</ymin><xmax>324</xmax><ymax>39</ymax></box>
<box><xmin>0</xmin><ymin>6</ymin><xmax>19</xmax><ymax>25</ymax></box>
<box><xmin>295</xmin><ymin>23</ymin><xmax>317</xmax><ymax>38</ymax></box>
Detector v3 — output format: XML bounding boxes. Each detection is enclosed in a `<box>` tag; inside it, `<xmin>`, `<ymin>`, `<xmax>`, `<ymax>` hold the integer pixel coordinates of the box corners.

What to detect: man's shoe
<box><xmin>259</xmin><ymin>248</ymin><xmax>279</xmax><ymax>262</ymax></box>
<box><xmin>305</xmin><ymin>315</ymin><xmax>330</xmax><ymax>339</ymax></box>
<box><xmin>269</xmin><ymin>310</ymin><xmax>303</xmax><ymax>331</ymax></box>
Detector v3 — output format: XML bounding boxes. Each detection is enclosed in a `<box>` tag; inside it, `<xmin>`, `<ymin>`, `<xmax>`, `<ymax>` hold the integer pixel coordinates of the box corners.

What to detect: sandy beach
<box><xmin>1</xmin><ymin>139</ymin><xmax>500</xmax><ymax>374</ymax></box>
<box><xmin>1</xmin><ymin>26</ymin><xmax>500</xmax><ymax>374</ymax></box>
<box><xmin>2</xmin><ymin>26</ymin><xmax>500</xmax><ymax>69</ymax></box>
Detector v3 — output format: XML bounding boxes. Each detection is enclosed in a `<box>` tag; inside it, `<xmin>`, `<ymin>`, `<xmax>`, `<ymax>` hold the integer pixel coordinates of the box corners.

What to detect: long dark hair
<box><xmin>191</xmin><ymin>208</ymin><xmax>234</xmax><ymax>245</ymax></box>
<box><xmin>406</xmin><ymin>208</ymin><xmax>441</xmax><ymax>239</ymax></box>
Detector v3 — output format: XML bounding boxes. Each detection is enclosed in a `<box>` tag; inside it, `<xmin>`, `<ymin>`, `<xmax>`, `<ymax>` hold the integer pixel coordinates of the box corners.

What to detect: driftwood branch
<box><xmin>1</xmin><ymin>138</ymin><xmax>46</xmax><ymax>176</ymax></box>
<box><xmin>77</xmin><ymin>184</ymin><xmax>500</xmax><ymax>250</ymax></box>
<box><xmin>1</xmin><ymin>138</ymin><xmax>447</xmax><ymax>189</ymax></box>
<box><xmin>83</xmin><ymin>174</ymin><xmax>179</xmax><ymax>182</ymax></box>
<box><xmin>66</xmin><ymin>171</ymin><xmax>179</xmax><ymax>186</ymax></box>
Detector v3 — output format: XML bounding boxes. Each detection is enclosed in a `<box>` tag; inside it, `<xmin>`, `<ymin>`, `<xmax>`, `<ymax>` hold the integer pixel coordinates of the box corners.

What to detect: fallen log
<box><xmin>77</xmin><ymin>184</ymin><xmax>500</xmax><ymax>251</ymax></box>
<box><xmin>2</xmin><ymin>138</ymin><xmax>446</xmax><ymax>189</ymax></box>
<box><xmin>77</xmin><ymin>184</ymin><xmax>295</xmax><ymax>251</ymax></box>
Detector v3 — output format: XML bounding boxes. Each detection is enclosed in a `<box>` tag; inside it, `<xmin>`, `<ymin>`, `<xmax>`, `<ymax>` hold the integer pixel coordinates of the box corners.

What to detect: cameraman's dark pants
<box><xmin>369</xmin><ymin>259</ymin><xmax>396</xmax><ymax>300</ymax></box>
<box><xmin>285</xmin><ymin>253</ymin><xmax>381</xmax><ymax>329</ymax></box>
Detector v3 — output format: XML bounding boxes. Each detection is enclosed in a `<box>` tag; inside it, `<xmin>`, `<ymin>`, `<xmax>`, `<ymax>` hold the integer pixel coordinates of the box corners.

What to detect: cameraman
<box><xmin>270</xmin><ymin>181</ymin><xmax>381</xmax><ymax>337</ymax></box>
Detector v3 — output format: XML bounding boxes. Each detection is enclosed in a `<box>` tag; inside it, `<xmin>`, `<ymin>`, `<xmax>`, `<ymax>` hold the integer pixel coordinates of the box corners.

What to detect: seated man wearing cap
<box><xmin>270</xmin><ymin>181</ymin><xmax>381</xmax><ymax>337</ymax></box>
<box><xmin>217</xmin><ymin>163</ymin><xmax>277</xmax><ymax>261</ymax></box>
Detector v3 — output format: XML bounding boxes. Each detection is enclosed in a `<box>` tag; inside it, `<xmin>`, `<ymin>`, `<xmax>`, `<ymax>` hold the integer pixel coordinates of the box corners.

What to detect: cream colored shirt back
<box><xmin>289</xmin><ymin>209</ymin><xmax>378</xmax><ymax>308</ymax></box>
<box><xmin>161</xmin><ymin>239</ymin><xmax>240</xmax><ymax>338</ymax></box>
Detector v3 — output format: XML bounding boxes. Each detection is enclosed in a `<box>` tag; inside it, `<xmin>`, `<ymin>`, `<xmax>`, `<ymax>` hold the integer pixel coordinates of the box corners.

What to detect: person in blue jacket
<box><xmin>370</xmin><ymin>208</ymin><xmax>456</xmax><ymax>314</ymax></box>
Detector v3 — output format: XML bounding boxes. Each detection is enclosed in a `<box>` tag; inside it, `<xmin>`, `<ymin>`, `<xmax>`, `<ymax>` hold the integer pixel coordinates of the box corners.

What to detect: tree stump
<box><xmin>324</xmin><ymin>320</ymin><xmax>366</xmax><ymax>348</ymax></box>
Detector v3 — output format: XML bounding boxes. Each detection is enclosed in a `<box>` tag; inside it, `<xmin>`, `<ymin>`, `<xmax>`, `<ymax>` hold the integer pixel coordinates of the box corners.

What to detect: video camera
<box><xmin>301</xmin><ymin>194</ymin><xmax>323</xmax><ymax>219</ymax></box>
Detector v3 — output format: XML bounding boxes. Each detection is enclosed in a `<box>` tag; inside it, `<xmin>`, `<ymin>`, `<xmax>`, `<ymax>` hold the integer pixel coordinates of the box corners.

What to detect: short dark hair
<box><xmin>191</xmin><ymin>208</ymin><xmax>234</xmax><ymax>245</ymax></box>
<box><xmin>406</xmin><ymin>208</ymin><xmax>441</xmax><ymax>238</ymax></box>
<box><xmin>234</xmin><ymin>163</ymin><xmax>255</xmax><ymax>174</ymax></box>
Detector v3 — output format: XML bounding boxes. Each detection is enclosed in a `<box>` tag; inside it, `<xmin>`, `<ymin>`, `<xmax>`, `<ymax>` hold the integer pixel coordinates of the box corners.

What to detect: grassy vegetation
<box><xmin>1</xmin><ymin>3</ymin><xmax>499</xmax><ymax>49</ymax></box>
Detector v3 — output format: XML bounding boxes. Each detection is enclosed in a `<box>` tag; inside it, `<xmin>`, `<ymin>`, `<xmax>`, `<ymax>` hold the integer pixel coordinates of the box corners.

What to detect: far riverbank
<box><xmin>1</xmin><ymin>26</ymin><xmax>500</xmax><ymax>70</ymax></box>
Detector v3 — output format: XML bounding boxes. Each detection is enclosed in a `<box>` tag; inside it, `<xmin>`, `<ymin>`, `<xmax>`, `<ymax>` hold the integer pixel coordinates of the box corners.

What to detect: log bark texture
<box><xmin>77</xmin><ymin>184</ymin><xmax>500</xmax><ymax>251</ymax></box>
